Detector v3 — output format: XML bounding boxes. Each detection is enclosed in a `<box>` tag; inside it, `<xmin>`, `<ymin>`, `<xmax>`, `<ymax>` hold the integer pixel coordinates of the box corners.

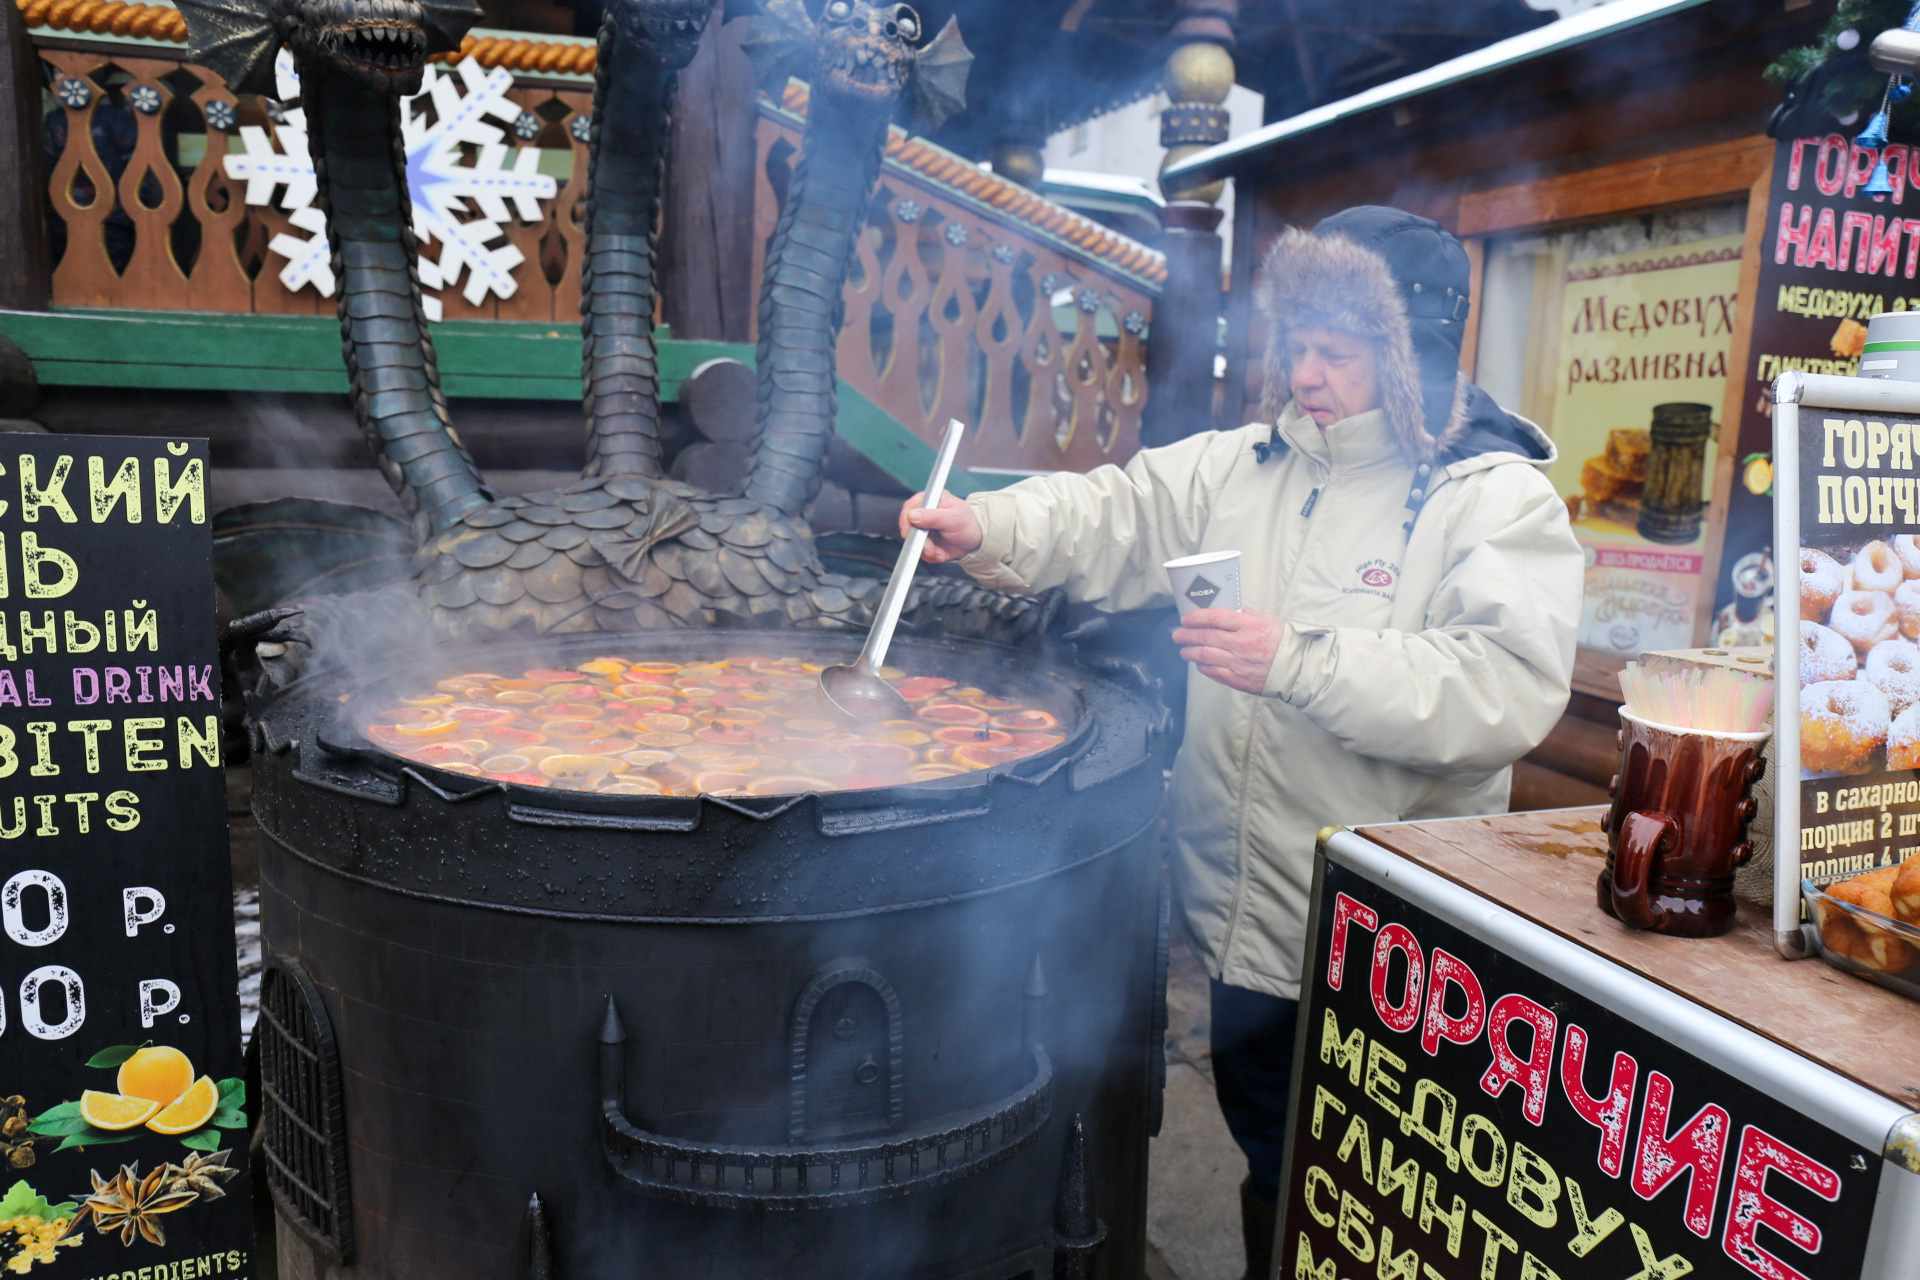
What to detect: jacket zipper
<box><xmin>1223</xmin><ymin>455</ymin><xmax>1328</xmax><ymax>972</ymax></box>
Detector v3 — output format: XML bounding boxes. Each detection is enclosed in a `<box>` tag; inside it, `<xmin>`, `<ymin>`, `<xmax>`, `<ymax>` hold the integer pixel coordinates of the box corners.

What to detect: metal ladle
<box><xmin>821</xmin><ymin>418</ymin><xmax>967</xmax><ymax>721</ymax></box>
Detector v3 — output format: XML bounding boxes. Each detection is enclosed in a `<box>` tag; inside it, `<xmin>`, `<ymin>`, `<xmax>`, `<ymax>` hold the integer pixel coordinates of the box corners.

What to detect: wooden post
<box><xmin>1141</xmin><ymin>0</ymin><xmax>1236</xmax><ymax>447</ymax></box>
<box><xmin>1142</xmin><ymin>203</ymin><xmax>1224</xmax><ymax>448</ymax></box>
<box><xmin>661</xmin><ymin>3</ymin><xmax>759</xmax><ymax>343</ymax></box>
<box><xmin>0</xmin><ymin>2</ymin><xmax>50</xmax><ymax>311</ymax></box>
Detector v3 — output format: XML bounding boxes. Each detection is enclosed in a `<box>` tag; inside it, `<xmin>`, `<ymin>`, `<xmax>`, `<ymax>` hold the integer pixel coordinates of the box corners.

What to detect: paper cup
<box><xmin>1165</xmin><ymin>550</ymin><xmax>1242</xmax><ymax>616</ymax></box>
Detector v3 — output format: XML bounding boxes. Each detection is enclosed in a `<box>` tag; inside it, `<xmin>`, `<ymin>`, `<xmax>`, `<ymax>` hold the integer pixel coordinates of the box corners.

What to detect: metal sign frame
<box><xmin>1292</xmin><ymin>828</ymin><xmax>1920</xmax><ymax>1280</ymax></box>
<box><xmin>1771</xmin><ymin>370</ymin><xmax>1920</xmax><ymax>954</ymax></box>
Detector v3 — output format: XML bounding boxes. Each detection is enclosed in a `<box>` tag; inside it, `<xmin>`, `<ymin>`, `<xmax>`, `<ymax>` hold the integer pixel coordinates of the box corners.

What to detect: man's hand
<box><xmin>900</xmin><ymin>491</ymin><xmax>983</xmax><ymax>563</ymax></box>
<box><xmin>1174</xmin><ymin>608</ymin><xmax>1287</xmax><ymax>694</ymax></box>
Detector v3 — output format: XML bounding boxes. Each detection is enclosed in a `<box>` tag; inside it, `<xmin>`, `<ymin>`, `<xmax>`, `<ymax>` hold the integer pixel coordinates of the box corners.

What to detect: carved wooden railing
<box><xmin>757</xmin><ymin>84</ymin><xmax>1162</xmax><ymax>473</ymax></box>
<box><xmin>19</xmin><ymin>1</ymin><xmax>1165</xmax><ymax>473</ymax></box>
<box><xmin>25</xmin><ymin>10</ymin><xmax>594</xmax><ymax>319</ymax></box>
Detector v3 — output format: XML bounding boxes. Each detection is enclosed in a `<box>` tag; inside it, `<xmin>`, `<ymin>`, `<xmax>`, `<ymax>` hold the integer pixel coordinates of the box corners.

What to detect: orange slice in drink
<box><xmin>402</xmin><ymin>742</ymin><xmax>475</xmax><ymax>766</ymax></box>
<box><xmin>933</xmin><ymin>727</ymin><xmax>1014</xmax><ymax>748</ymax></box>
<box><xmin>918</xmin><ymin>703</ymin><xmax>990</xmax><ymax>726</ymax></box>
<box><xmin>634</xmin><ymin>731</ymin><xmax>695</xmax><ymax>748</ymax></box>
<box><xmin>992</xmin><ymin>709</ymin><xmax>1060</xmax><ymax>732</ymax></box>
<box><xmin>537</xmin><ymin>755</ymin><xmax>625</xmax><ymax>788</ymax></box>
<box><xmin>954</xmin><ymin>742</ymin><xmax>1029</xmax><ymax>769</ymax></box>
<box><xmin>602</xmin><ymin>778</ymin><xmax>668</xmax><ymax>796</ymax></box>
<box><xmin>449</xmin><ymin>706</ymin><xmax>517</xmax><ymax>727</ymax></box>
<box><xmin>908</xmin><ymin>764</ymin><xmax>967</xmax><ymax>782</ymax></box>
<box><xmin>747</xmin><ymin>775</ymin><xmax>828</xmax><ymax>795</ymax></box>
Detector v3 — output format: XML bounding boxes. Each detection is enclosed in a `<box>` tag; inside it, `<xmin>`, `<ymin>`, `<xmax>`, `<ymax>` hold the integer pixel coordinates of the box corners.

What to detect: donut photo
<box><xmin>1799</xmin><ymin>537</ymin><xmax>1920</xmax><ymax>777</ymax></box>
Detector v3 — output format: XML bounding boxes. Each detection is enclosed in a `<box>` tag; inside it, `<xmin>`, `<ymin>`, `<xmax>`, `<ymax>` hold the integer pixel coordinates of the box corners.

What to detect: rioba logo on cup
<box><xmin>1164</xmin><ymin>550</ymin><xmax>1242</xmax><ymax>617</ymax></box>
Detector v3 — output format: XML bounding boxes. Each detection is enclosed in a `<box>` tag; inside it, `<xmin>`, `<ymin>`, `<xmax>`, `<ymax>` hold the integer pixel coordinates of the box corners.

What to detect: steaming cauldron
<box><xmin>248</xmin><ymin>629</ymin><xmax>1170</xmax><ymax>1279</ymax></box>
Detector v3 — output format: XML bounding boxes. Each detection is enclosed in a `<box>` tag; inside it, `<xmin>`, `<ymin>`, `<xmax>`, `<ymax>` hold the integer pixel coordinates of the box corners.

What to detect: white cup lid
<box><xmin>1163</xmin><ymin>550</ymin><xmax>1241</xmax><ymax>569</ymax></box>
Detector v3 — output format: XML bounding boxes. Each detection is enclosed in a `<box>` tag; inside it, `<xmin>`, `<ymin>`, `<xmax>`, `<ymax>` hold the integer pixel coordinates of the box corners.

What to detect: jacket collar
<box><xmin>1274</xmin><ymin>401</ymin><xmax>1408</xmax><ymax>475</ymax></box>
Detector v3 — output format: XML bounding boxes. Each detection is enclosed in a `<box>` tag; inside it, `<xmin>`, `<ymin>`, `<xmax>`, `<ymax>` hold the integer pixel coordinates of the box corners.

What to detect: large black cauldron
<box><xmin>248</xmin><ymin>629</ymin><xmax>1170</xmax><ymax>1280</ymax></box>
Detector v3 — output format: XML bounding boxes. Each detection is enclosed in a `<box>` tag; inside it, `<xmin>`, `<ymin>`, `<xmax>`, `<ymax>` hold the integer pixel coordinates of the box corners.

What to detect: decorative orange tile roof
<box><xmin>774</xmin><ymin>82</ymin><xmax>1167</xmax><ymax>286</ymax></box>
<box><xmin>16</xmin><ymin>0</ymin><xmax>593</xmax><ymax>71</ymax></box>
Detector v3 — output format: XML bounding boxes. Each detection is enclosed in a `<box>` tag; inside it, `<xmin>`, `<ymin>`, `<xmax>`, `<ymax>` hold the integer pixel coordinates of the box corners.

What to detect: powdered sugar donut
<box><xmin>1855</xmin><ymin>540</ymin><xmax>1905</xmax><ymax>593</ymax></box>
<box><xmin>1866</xmin><ymin>640</ymin><xmax>1920</xmax><ymax>717</ymax></box>
<box><xmin>1801</xmin><ymin>547</ymin><xmax>1844</xmax><ymax>621</ymax></box>
<box><xmin>1896</xmin><ymin>534</ymin><xmax>1920</xmax><ymax>579</ymax></box>
<box><xmin>1801</xmin><ymin>621</ymin><xmax>1858</xmax><ymax>685</ymax></box>
<box><xmin>1831</xmin><ymin>589</ymin><xmax>1899</xmax><ymax>655</ymax></box>
<box><xmin>1899</xmin><ymin>579</ymin><xmax>1920</xmax><ymax>639</ymax></box>
<box><xmin>1888</xmin><ymin>705</ymin><xmax>1920</xmax><ymax>771</ymax></box>
<box><xmin>1802</xmin><ymin>679</ymin><xmax>1889</xmax><ymax>773</ymax></box>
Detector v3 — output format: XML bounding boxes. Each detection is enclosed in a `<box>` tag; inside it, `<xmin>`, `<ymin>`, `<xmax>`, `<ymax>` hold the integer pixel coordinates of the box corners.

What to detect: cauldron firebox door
<box><xmin>790</xmin><ymin>962</ymin><xmax>904</xmax><ymax>1142</ymax></box>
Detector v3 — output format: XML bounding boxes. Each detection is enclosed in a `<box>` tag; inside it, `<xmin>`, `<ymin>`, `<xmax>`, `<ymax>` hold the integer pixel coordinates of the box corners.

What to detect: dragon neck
<box><xmin>302</xmin><ymin>64</ymin><xmax>490</xmax><ymax>541</ymax></box>
<box><xmin>745</xmin><ymin>89</ymin><xmax>892</xmax><ymax>517</ymax></box>
<box><xmin>580</xmin><ymin>17</ymin><xmax>679</xmax><ymax>479</ymax></box>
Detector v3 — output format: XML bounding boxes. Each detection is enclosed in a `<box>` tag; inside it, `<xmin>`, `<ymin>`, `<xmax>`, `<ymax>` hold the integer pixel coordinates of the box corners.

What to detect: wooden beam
<box><xmin>1458</xmin><ymin>234</ymin><xmax>1484</xmax><ymax>377</ymax></box>
<box><xmin>1458</xmin><ymin>135</ymin><xmax>1774</xmax><ymax>237</ymax></box>
<box><xmin>1694</xmin><ymin>143</ymin><xmax>1777</xmax><ymax>649</ymax></box>
<box><xmin>661</xmin><ymin>6</ymin><xmax>761</xmax><ymax>344</ymax></box>
<box><xmin>0</xmin><ymin>1</ymin><xmax>50</xmax><ymax>311</ymax></box>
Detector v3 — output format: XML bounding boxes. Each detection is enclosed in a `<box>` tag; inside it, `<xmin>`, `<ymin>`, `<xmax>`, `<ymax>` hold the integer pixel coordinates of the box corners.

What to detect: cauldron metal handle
<box><xmin>600</xmin><ymin>1024</ymin><xmax>1053</xmax><ymax>1209</ymax></box>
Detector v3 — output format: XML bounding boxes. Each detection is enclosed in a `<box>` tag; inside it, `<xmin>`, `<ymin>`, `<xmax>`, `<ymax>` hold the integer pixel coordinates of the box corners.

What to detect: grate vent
<box><xmin>258</xmin><ymin>957</ymin><xmax>354</xmax><ymax>1263</ymax></box>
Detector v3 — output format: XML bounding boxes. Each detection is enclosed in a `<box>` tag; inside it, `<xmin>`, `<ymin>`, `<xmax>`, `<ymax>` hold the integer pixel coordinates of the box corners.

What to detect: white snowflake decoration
<box><xmin>225</xmin><ymin>51</ymin><xmax>560</xmax><ymax>322</ymax></box>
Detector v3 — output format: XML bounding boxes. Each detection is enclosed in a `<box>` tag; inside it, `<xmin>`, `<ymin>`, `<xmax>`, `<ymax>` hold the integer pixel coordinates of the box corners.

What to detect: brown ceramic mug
<box><xmin>1596</xmin><ymin>709</ymin><xmax>1769</xmax><ymax>937</ymax></box>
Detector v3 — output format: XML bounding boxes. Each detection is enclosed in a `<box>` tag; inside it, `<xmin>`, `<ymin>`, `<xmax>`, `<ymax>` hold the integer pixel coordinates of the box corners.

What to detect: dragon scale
<box><xmin>747</xmin><ymin>92</ymin><xmax>890</xmax><ymax>517</ymax></box>
<box><xmin>306</xmin><ymin>68</ymin><xmax>493</xmax><ymax>540</ymax></box>
<box><xmin>579</xmin><ymin>7</ymin><xmax>684</xmax><ymax>479</ymax></box>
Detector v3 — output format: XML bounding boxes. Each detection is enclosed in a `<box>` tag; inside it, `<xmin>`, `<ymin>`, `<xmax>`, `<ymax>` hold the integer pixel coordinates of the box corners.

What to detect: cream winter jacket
<box><xmin>954</xmin><ymin>399</ymin><xmax>1582</xmax><ymax>1000</ymax></box>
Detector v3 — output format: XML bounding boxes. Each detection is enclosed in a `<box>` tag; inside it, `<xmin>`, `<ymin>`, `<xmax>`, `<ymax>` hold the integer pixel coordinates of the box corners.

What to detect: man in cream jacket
<box><xmin>904</xmin><ymin>206</ymin><xmax>1581</xmax><ymax>1276</ymax></box>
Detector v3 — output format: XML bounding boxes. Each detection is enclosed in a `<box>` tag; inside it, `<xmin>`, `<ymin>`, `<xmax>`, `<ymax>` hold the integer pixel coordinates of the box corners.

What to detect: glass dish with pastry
<box><xmin>1804</xmin><ymin>856</ymin><xmax>1920</xmax><ymax>1000</ymax></box>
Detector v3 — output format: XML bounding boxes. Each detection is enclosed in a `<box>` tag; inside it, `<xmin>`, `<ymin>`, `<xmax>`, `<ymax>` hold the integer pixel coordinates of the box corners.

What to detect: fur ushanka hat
<box><xmin>1256</xmin><ymin>206</ymin><xmax>1472</xmax><ymax>463</ymax></box>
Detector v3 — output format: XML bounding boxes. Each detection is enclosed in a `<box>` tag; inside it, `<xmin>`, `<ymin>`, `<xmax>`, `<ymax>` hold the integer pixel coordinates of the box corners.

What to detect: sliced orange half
<box><xmin>146</xmin><ymin>1076</ymin><xmax>219</xmax><ymax>1135</ymax></box>
<box><xmin>80</xmin><ymin>1090</ymin><xmax>162</xmax><ymax>1131</ymax></box>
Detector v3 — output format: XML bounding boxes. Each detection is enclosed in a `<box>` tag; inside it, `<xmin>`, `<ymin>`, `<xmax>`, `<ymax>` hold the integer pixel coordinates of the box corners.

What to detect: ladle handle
<box><xmin>860</xmin><ymin>418</ymin><xmax>966</xmax><ymax>675</ymax></box>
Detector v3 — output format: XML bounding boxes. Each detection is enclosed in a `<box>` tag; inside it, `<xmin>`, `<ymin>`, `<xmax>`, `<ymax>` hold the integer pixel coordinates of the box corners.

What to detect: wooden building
<box><xmin>1165</xmin><ymin>0</ymin><xmax>1834</xmax><ymax>807</ymax></box>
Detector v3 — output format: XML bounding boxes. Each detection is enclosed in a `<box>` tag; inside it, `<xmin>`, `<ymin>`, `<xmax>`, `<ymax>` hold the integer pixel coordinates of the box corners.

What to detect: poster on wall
<box><xmin>0</xmin><ymin>437</ymin><xmax>253</xmax><ymax>1276</ymax></box>
<box><xmin>1548</xmin><ymin>237</ymin><xmax>1742</xmax><ymax>662</ymax></box>
<box><xmin>1277</xmin><ymin>855</ymin><xmax>1879</xmax><ymax>1280</ymax></box>
<box><xmin>1775</xmin><ymin>376</ymin><xmax>1920</xmax><ymax>997</ymax></box>
<box><xmin>1714</xmin><ymin>131</ymin><xmax>1920</xmax><ymax>646</ymax></box>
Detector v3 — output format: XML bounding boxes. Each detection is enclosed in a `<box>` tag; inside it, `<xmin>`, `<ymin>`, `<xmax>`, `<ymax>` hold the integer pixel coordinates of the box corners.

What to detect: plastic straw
<box><xmin>1617</xmin><ymin>662</ymin><xmax>1773</xmax><ymax>733</ymax></box>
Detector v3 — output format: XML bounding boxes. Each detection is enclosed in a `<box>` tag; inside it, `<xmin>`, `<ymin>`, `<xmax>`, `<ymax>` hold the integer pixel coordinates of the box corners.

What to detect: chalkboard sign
<box><xmin>1276</xmin><ymin>855</ymin><xmax>1878</xmax><ymax>1280</ymax></box>
<box><xmin>0</xmin><ymin>437</ymin><xmax>253</xmax><ymax>1276</ymax></box>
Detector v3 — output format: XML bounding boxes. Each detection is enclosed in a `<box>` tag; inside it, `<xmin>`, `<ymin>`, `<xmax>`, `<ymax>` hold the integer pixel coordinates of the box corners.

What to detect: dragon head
<box><xmin>181</xmin><ymin>0</ymin><xmax>479</xmax><ymax>97</ymax></box>
<box><xmin>606</xmin><ymin>0</ymin><xmax>712</xmax><ymax>69</ymax></box>
<box><xmin>744</xmin><ymin>0</ymin><xmax>970</xmax><ymax>134</ymax></box>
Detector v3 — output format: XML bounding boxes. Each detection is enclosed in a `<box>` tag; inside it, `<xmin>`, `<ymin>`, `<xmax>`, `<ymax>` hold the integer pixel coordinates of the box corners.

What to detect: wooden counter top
<box><xmin>1354</xmin><ymin>806</ymin><xmax>1920</xmax><ymax>1111</ymax></box>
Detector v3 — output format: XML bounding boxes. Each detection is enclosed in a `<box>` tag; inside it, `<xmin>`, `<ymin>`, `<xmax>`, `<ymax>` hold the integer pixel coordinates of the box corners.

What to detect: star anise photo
<box><xmin>162</xmin><ymin>1151</ymin><xmax>239</xmax><ymax>1202</ymax></box>
<box><xmin>81</xmin><ymin>1163</ymin><xmax>199</xmax><ymax>1246</ymax></box>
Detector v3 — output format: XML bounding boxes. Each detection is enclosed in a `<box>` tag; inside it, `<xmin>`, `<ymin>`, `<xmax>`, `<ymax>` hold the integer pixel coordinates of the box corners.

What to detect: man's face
<box><xmin>1287</xmin><ymin>327</ymin><xmax>1381</xmax><ymax>428</ymax></box>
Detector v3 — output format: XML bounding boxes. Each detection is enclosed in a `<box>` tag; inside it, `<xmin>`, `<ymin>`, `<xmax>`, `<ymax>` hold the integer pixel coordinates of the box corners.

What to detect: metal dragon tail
<box><xmin>305</xmin><ymin>68</ymin><xmax>492</xmax><ymax>542</ymax></box>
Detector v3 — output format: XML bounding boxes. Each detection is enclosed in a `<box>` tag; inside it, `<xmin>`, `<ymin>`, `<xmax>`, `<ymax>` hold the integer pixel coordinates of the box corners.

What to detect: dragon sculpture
<box><xmin>185</xmin><ymin>0</ymin><xmax>1047</xmax><ymax>671</ymax></box>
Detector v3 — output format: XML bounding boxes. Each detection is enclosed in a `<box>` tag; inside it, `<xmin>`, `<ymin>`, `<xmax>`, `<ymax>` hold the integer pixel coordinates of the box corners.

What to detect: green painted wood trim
<box><xmin>0</xmin><ymin>307</ymin><xmax>1014</xmax><ymax>491</ymax></box>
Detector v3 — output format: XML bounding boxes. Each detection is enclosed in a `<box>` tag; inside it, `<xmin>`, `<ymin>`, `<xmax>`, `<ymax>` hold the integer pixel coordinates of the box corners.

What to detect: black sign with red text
<box><xmin>1278</xmin><ymin>859</ymin><xmax>1876</xmax><ymax>1280</ymax></box>
<box><xmin>0</xmin><ymin>437</ymin><xmax>253</xmax><ymax>1277</ymax></box>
